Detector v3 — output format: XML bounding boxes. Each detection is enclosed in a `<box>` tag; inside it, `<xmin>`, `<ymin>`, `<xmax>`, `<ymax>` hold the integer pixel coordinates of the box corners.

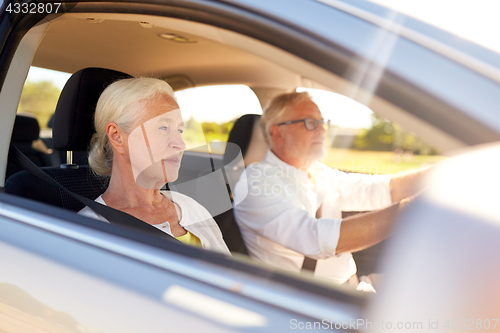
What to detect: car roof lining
<box><xmin>34</xmin><ymin>13</ymin><xmax>304</xmax><ymax>89</ymax></box>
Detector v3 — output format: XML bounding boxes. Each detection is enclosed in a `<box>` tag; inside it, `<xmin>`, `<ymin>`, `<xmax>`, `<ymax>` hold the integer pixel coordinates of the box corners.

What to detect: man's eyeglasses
<box><xmin>277</xmin><ymin>118</ymin><xmax>330</xmax><ymax>131</ymax></box>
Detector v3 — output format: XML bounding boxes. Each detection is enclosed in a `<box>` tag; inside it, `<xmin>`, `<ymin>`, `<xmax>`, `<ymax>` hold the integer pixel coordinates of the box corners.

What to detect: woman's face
<box><xmin>127</xmin><ymin>95</ymin><xmax>186</xmax><ymax>189</ymax></box>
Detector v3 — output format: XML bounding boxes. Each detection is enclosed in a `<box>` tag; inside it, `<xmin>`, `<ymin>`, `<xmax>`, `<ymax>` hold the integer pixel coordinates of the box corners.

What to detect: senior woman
<box><xmin>78</xmin><ymin>77</ymin><xmax>230</xmax><ymax>255</ymax></box>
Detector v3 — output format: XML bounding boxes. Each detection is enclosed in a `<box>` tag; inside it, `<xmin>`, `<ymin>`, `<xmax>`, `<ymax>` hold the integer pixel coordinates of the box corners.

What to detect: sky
<box><xmin>26</xmin><ymin>66</ymin><xmax>71</xmax><ymax>90</ymax></box>
<box><xmin>26</xmin><ymin>0</ymin><xmax>500</xmax><ymax>128</ymax></box>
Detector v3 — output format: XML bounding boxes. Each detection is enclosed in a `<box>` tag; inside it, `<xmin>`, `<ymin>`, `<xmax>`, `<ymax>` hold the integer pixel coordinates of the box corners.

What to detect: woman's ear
<box><xmin>106</xmin><ymin>122</ymin><xmax>126</xmax><ymax>154</ymax></box>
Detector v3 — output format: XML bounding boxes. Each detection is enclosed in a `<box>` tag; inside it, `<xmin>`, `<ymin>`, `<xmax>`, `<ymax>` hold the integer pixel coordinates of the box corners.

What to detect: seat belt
<box><xmin>8</xmin><ymin>144</ymin><xmax>179</xmax><ymax>243</ymax></box>
<box><xmin>302</xmin><ymin>257</ymin><xmax>317</xmax><ymax>272</ymax></box>
<box><xmin>302</xmin><ymin>204</ymin><xmax>323</xmax><ymax>272</ymax></box>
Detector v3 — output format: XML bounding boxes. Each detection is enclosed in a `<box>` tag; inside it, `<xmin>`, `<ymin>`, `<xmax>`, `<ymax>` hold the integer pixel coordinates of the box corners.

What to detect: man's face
<box><xmin>276</xmin><ymin>99</ymin><xmax>327</xmax><ymax>164</ymax></box>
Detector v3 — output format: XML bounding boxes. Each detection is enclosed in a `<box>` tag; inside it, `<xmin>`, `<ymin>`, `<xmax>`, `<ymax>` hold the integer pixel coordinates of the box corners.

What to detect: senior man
<box><xmin>233</xmin><ymin>91</ymin><xmax>428</xmax><ymax>285</ymax></box>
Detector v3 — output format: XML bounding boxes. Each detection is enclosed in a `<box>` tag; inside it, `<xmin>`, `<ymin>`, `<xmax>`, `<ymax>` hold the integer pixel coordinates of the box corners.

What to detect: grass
<box><xmin>322</xmin><ymin>148</ymin><xmax>447</xmax><ymax>175</ymax></box>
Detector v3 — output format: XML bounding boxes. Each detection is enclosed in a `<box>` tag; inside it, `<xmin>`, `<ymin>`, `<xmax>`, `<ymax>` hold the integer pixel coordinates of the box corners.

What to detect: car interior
<box><xmin>7</xmin><ymin>114</ymin><xmax>52</xmax><ymax>179</ymax></box>
<box><xmin>1</xmin><ymin>10</ymin><xmax>472</xmax><ymax>283</ymax></box>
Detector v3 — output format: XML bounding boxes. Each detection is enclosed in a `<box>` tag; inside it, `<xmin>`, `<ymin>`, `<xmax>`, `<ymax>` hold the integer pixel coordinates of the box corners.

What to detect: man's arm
<box><xmin>390</xmin><ymin>167</ymin><xmax>431</xmax><ymax>202</ymax></box>
<box><xmin>336</xmin><ymin>196</ymin><xmax>413</xmax><ymax>254</ymax></box>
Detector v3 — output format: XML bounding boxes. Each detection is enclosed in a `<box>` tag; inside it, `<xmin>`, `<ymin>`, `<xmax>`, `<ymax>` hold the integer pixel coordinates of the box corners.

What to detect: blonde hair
<box><xmin>88</xmin><ymin>77</ymin><xmax>176</xmax><ymax>175</ymax></box>
<box><xmin>259</xmin><ymin>91</ymin><xmax>312</xmax><ymax>147</ymax></box>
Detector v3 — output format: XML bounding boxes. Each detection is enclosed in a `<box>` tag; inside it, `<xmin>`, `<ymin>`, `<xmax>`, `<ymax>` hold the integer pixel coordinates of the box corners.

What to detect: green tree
<box><xmin>354</xmin><ymin>114</ymin><xmax>439</xmax><ymax>155</ymax></box>
<box><xmin>354</xmin><ymin>114</ymin><xmax>394</xmax><ymax>151</ymax></box>
<box><xmin>201</xmin><ymin>119</ymin><xmax>234</xmax><ymax>142</ymax></box>
<box><xmin>182</xmin><ymin>117</ymin><xmax>236</xmax><ymax>150</ymax></box>
<box><xmin>17</xmin><ymin>80</ymin><xmax>61</xmax><ymax>128</ymax></box>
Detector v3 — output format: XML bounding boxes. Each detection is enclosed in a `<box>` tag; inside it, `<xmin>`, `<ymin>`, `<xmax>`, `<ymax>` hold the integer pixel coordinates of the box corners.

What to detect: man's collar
<box><xmin>263</xmin><ymin>150</ymin><xmax>323</xmax><ymax>179</ymax></box>
<box><xmin>263</xmin><ymin>149</ymin><xmax>288</xmax><ymax>167</ymax></box>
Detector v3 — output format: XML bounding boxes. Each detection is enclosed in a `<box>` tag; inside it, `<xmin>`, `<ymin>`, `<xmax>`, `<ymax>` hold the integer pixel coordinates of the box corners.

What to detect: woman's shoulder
<box><xmin>161</xmin><ymin>191</ymin><xmax>230</xmax><ymax>255</ymax></box>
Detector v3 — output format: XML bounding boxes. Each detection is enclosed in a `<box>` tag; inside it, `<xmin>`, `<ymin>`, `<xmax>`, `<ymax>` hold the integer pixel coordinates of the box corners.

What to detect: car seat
<box><xmin>5</xmin><ymin>68</ymin><xmax>132</xmax><ymax>211</ymax></box>
<box><xmin>6</xmin><ymin>115</ymin><xmax>51</xmax><ymax>179</ymax></box>
<box><xmin>44</xmin><ymin>113</ymin><xmax>88</xmax><ymax>166</ymax></box>
<box><xmin>212</xmin><ymin>114</ymin><xmax>267</xmax><ymax>255</ymax></box>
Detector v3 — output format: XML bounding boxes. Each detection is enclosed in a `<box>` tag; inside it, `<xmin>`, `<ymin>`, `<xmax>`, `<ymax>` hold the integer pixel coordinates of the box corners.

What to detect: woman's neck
<box><xmin>102</xmin><ymin>163</ymin><xmax>165</xmax><ymax>210</ymax></box>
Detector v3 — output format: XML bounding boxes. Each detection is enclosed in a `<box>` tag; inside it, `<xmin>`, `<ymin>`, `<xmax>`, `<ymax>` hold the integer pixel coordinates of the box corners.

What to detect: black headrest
<box><xmin>224</xmin><ymin>114</ymin><xmax>261</xmax><ymax>164</ymax></box>
<box><xmin>53</xmin><ymin>68</ymin><xmax>133</xmax><ymax>151</ymax></box>
<box><xmin>47</xmin><ymin>113</ymin><xmax>54</xmax><ymax>129</ymax></box>
<box><xmin>12</xmin><ymin>115</ymin><xmax>40</xmax><ymax>142</ymax></box>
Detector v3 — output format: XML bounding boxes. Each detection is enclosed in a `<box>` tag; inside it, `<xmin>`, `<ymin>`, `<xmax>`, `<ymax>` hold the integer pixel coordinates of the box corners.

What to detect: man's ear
<box><xmin>270</xmin><ymin>124</ymin><xmax>283</xmax><ymax>145</ymax></box>
<box><xmin>106</xmin><ymin>122</ymin><xmax>126</xmax><ymax>154</ymax></box>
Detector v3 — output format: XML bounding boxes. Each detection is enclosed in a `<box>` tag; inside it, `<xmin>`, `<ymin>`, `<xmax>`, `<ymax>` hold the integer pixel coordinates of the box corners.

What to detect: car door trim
<box><xmin>0</xmin><ymin>192</ymin><xmax>364</xmax><ymax>322</ymax></box>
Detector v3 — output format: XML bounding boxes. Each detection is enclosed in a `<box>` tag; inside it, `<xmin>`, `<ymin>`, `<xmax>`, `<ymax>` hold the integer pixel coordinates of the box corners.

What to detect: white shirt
<box><xmin>78</xmin><ymin>191</ymin><xmax>230</xmax><ymax>255</ymax></box>
<box><xmin>233</xmin><ymin>150</ymin><xmax>392</xmax><ymax>284</ymax></box>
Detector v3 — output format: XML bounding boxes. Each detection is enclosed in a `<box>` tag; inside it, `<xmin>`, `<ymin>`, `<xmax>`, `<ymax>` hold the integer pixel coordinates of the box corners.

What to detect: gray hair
<box><xmin>259</xmin><ymin>91</ymin><xmax>312</xmax><ymax>147</ymax></box>
<box><xmin>88</xmin><ymin>77</ymin><xmax>176</xmax><ymax>175</ymax></box>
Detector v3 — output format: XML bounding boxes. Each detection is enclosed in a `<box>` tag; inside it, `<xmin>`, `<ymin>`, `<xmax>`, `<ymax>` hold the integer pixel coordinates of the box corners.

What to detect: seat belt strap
<box><xmin>8</xmin><ymin>144</ymin><xmax>179</xmax><ymax>243</ymax></box>
<box><xmin>301</xmin><ymin>204</ymin><xmax>322</xmax><ymax>272</ymax></box>
<box><xmin>301</xmin><ymin>257</ymin><xmax>317</xmax><ymax>272</ymax></box>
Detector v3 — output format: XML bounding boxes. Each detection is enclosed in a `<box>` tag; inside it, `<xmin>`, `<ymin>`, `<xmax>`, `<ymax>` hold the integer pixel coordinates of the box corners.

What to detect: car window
<box><xmin>299</xmin><ymin>87</ymin><xmax>446</xmax><ymax>175</ymax></box>
<box><xmin>175</xmin><ymin>85</ymin><xmax>262</xmax><ymax>154</ymax></box>
<box><xmin>9</xmin><ymin>67</ymin><xmax>71</xmax><ymax>171</ymax></box>
<box><xmin>18</xmin><ymin>67</ymin><xmax>70</xmax><ymax>138</ymax></box>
